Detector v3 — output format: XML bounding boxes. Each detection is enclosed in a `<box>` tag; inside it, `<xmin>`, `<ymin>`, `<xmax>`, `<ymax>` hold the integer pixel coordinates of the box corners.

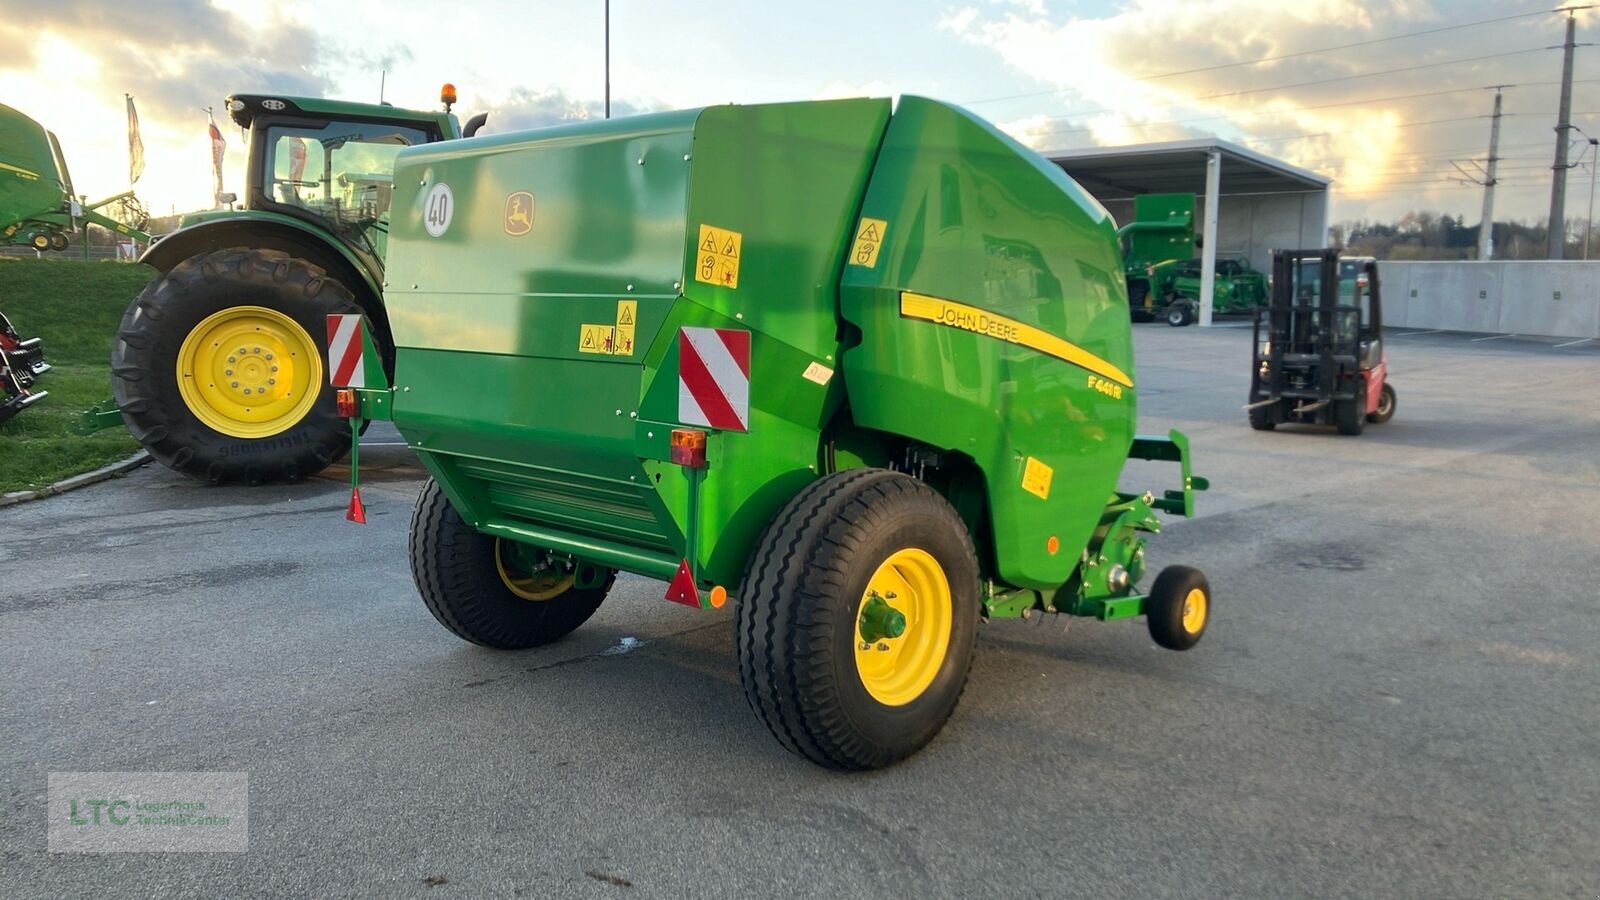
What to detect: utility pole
<box><xmin>1479</xmin><ymin>89</ymin><xmax>1503</xmax><ymax>260</ymax></box>
<box><xmin>1547</xmin><ymin>11</ymin><xmax>1577</xmax><ymax>259</ymax></box>
<box><xmin>1587</xmin><ymin>137</ymin><xmax>1599</xmax><ymax>258</ymax></box>
<box><xmin>604</xmin><ymin>0</ymin><xmax>611</xmax><ymax>118</ymax></box>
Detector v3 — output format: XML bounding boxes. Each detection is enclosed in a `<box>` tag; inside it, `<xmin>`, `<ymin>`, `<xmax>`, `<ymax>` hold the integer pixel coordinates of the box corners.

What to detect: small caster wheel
<box><xmin>1146</xmin><ymin>565</ymin><xmax>1210</xmax><ymax>651</ymax></box>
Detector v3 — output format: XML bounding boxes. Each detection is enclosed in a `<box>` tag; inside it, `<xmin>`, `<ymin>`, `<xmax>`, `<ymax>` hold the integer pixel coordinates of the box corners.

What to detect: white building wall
<box><xmin>1100</xmin><ymin>192</ymin><xmax>1327</xmax><ymax>272</ymax></box>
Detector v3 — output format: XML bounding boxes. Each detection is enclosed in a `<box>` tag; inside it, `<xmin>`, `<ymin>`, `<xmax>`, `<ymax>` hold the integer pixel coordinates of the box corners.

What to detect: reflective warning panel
<box><xmin>678</xmin><ymin>327</ymin><xmax>750</xmax><ymax>432</ymax></box>
<box><xmin>694</xmin><ymin>224</ymin><xmax>742</xmax><ymax>289</ymax></box>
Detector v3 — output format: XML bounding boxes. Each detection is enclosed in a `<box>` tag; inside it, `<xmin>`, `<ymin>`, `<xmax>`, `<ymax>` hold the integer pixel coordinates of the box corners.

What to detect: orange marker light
<box><xmin>1046</xmin><ymin>535</ymin><xmax>1060</xmax><ymax>555</ymax></box>
<box><xmin>708</xmin><ymin>585</ymin><xmax>728</xmax><ymax>609</ymax></box>
<box><xmin>440</xmin><ymin>83</ymin><xmax>458</xmax><ymax>107</ymax></box>
<box><xmin>669</xmin><ymin>428</ymin><xmax>707</xmax><ymax>468</ymax></box>
<box><xmin>335</xmin><ymin>388</ymin><xmax>358</xmax><ymax>419</ymax></box>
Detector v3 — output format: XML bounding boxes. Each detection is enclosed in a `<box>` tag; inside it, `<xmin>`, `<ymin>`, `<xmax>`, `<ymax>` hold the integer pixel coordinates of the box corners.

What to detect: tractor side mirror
<box><xmin>463</xmin><ymin>113</ymin><xmax>488</xmax><ymax>138</ymax></box>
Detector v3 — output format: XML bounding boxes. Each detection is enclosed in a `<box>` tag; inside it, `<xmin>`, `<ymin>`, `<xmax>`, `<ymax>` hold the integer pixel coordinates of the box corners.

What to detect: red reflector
<box><xmin>665</xmin><ymin>559</ymin><xmax>699</xmax><ymax>606</ymax></box>
<box><xmin>669</xmin><ymin>428</ymin><xmax>707</xmax><ymax>468</ymax></box>
<box><xmin>346</xmin><ymin>486</ymin><xmax>366</xmax><ymax>524</ymax></box>
<box><xmin>335</xmin><ymin>388</ymin><xmax>358</xmax><ymax>418</ymax></box>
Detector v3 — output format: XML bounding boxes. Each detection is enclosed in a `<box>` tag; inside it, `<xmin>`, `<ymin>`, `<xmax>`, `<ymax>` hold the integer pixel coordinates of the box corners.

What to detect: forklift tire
<box><xmin>409</xmin><ymin>479</ymin><xmax>613</xmax><ymax>650</ymax></box>
<box><xmin>1335</xmin><ymin>397</ymin><xmax>1365</xmax><ymax>435</ymax></box>
<box><xmin>1248</xmin><ymin>401</ymin><xmax>1276</xmax><ymax>431</ymax></box>
<box><xmin>1146</xmin><ymin>565</ymin><xmax>1210</xmax><ymax>651</ymax></box>
<box><xmin>112</xmin><ymin>248</ymin><xmax>359</xmax><ymax>484</ymax></box>
<box><xmin>1165</xmin><ymin>304</ymin><xmax>1193</xmax><ymax>327</ymax></box>
<box><xmin>735</xmin><ymin>468</ymin><xmax>980</xmax><ymax>770</ymax></box>
<box><xmin>1367</xmin><ymin>383</ymin><xmax>1396</xmax><ymax>424</ymax></box>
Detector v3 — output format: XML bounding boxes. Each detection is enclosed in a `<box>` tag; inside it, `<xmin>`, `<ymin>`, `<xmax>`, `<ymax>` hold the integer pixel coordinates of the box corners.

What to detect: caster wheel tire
<box><xmin>1147</xmin><ymin>565</ymin><xmax>1210</xmax><ymax>651</ymax></box>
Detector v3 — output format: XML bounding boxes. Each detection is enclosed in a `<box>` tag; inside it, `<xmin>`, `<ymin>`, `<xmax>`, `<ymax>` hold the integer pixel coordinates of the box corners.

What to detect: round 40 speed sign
<box><xmin>423</xmin><ymin>183</ymin><xmax>453</xmax><ymax>238</ymax></box>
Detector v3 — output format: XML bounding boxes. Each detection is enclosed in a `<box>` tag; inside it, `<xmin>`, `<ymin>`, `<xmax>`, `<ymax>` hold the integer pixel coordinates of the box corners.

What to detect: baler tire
<box><xmin>409</xmin><ymin>479</ymin><xmax>612</xmax><ymax>650</ymax></box>
<box><xmin>1335</xmin><ymin>396</ymin><xmax>1365</xmax><ymax>435</ymax></box>
<box><xmin>735</xmin><ymin>468</ymin><xmax>980</xmax><ymax>771</ymax></box>
<box><xmin>1146</xmin><ymin>565</ymin><xmax>1210</xmax><ymax>651</ymax></box>
<box><xmin>111</xmin><ymin>247</ymin><xmax>359</xmax><ymax>484</ymax></box>
<box><xmin>1368</xmin><ymin>383</ymin><xmax>1396</xmax><ymax>424</ymax></box>
<box><xmin>49</xmin><ymin>233</ymin><xmax>68</xmax><ymax>252</ymax></box>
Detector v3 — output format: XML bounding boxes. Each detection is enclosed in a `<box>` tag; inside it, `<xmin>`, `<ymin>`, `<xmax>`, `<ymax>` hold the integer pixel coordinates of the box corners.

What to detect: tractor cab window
<box><xmin>263</xmin><ymin>120</ymin><xmax>433</xmax><ymax>232</ymax></box>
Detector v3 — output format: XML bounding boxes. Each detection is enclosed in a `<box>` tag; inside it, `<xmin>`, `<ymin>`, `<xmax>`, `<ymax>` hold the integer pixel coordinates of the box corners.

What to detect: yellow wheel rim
<box><xmin>494</xmin><ymin>539</ymin><xmax>574</xmax><ymax>601</ymax></box>
<box><xmin>854</xmin><ymin>548</ymin><xmax>952</xmax><ymax>707</ymax></box>
<box><xmin>176</xmin><ymin>305</ymin><xmax>322</xmax><ymax>439</ymax></box>
<box><xmin>1181</xmin><ymin>587</ymin><xmax>1208</xmax><ymax>634</ymax></box>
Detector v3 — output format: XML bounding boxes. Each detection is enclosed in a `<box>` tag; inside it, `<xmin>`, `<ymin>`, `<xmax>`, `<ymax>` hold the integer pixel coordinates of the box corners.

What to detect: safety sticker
<box><xmin>694</xmin><ymin>224</ymin><xmax>742</xmax><ymax>289</ymax></box>
<box><xmin>1021</xmin><ymin>456</ymin><xmax>1053</xmax><ymax>500</ymax></box>
<box><xmin>848</xmin><ymin>217</ymin><xmax>888</xmax><ymax>269</ymax></box>
<box><xmin>801</xmin><ymin>361</ymin><xmax>834</xmax><ymax>385</ymax></box>
<box><xmin>579</xmin><ymin>324</ymin><xmax>616</xmax><ymax>355</ymax></box>
<box><xmin>614</xmin><ymin>300</ymin><xmax>637</xmax><ymax>356</ymax></box>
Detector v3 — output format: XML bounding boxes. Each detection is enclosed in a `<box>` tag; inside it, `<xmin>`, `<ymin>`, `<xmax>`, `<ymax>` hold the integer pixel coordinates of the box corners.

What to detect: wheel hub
<box><xmin>854</xmin><ymin>548</ymin><xmax>952</xmax><ymax>707</ymax></box>
<box><xmin>176</xmin><ymin>305</ymin><xmax>321</xmax><ymax>439</ymax></box>
<box><xmin>1181</xmin><ymin>587</ymin><xmax>1207</xmax><ymax>633</ymax></box>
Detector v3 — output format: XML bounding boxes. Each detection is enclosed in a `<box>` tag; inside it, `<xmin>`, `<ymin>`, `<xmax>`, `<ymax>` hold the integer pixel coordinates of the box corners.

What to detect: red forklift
<box><xmin>1247</xmin><ymin>249</ymin><xmax>1395</xmax><ymax>435</ymax></box>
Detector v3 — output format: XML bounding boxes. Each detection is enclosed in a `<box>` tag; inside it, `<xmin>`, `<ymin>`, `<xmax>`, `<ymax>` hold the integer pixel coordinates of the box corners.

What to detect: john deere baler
<box><xmin>336</xmin><ymin>96</ymin><xmax>1212</xmax><ymax>769</ymax></box>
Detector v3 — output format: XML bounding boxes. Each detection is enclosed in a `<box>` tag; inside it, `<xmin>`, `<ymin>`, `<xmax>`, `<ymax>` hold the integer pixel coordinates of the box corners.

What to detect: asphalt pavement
<box><xmin>3</xmin><ymin>324</ymin><xmax>1597</xmax><ymax>897</ymax></box>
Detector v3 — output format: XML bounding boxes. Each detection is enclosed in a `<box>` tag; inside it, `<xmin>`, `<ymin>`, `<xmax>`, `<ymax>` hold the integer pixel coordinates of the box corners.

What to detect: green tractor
<box><xmin>333</xmin><ymin>96</ymin><xmax>1213</xmax><ymax>769</ymax></box>
<box><xmin>110</xmin><ymin>86</ymin><xmax>486</xmax><ymax>483</ymax></box>
<box><xmin>1118</xmin><ymin>193</ymin><xmax>1196</xmax><ymax>325</ymax></box>
<box><xmin>1163</xmin><ymin>255</ymin><xmax>1268</xmax><ymax>322</ymax></box>
<box><xmin>0</xmin><ymin>102</ymin><xmax>151</xmax><ymax>252</ymax></box>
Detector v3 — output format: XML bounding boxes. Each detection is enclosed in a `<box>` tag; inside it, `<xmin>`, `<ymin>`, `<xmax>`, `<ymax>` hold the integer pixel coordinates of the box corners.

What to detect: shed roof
<box><xmin>1042</xmin><ymin>138</ymin><xmax>1330</xmax><ymax>200</ymax></box>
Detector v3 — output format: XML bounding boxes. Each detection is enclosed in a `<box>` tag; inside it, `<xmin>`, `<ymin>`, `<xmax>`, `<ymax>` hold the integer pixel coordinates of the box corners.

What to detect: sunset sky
<box><xmin>1</xmin><ymin>0</ymin><xmax>1594</xmax><ymax>227</ymax></box>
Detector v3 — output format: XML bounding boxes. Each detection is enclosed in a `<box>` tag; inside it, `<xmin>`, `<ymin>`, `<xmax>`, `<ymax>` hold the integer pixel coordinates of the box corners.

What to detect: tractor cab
<box><xmin>1248</xmin><ymin>249</ymin><xmax>1396</xmax><ymax>435</ymax></box>
<box><xmin>225</xmin><ymin>92</ymin><xmax>468</xmax><ymax>262</ymax></box>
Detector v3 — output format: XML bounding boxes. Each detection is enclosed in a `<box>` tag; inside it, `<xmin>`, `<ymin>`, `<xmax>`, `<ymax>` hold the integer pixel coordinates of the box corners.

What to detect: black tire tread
<box><xmin>409</xmin><ymin>479</ymin><xmax>611</xmax><ymax>650</ymax></box>
<box><xmin>111</xmin><ymin>247</ymin><xmax>360</xmax><ymax>484</ymax></box>
<box><xmin>735</xmin><ymin>469</ymin><xmax>979</xmax><ymax>770</ymax></box>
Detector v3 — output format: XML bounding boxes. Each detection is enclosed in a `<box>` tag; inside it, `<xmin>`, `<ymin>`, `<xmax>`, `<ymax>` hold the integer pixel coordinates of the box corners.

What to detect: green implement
<box><xmin>345</xmin><ymin>96</ymin><xmax>1213</xmax><ymax>770</ymax></box>
<box><xmin>0</xmin><ymin>102</ymin><xmax>150</xmax><ymax>251</ymax></box>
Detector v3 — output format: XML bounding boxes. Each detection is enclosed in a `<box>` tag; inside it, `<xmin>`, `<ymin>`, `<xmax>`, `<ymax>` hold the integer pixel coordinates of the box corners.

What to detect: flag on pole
<box><xmin>126</xmin><ymin>94</ymin><xmax>144</xmax><ymax>185</ymax></box>
<box><xmin>208</xmin><ymin>114</ymin><xmax>226</xmax><ymax>208</ymax></box>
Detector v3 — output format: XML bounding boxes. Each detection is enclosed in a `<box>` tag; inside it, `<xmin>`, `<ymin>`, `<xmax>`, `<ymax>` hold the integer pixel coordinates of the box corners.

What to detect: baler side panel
<box><xmin>839</xmin><ymin>96</ymin><xmax>1137</xmax><ymax>590</ymax></box>
<box><xmin>0</xmin><ymin>103</ymin><xmax>73</xmax><ymax>234</ymax></box>
<box><xmin>642</xmin><ymin>99</ymin><xmax>893</xmax><ymax>587</ymax></box>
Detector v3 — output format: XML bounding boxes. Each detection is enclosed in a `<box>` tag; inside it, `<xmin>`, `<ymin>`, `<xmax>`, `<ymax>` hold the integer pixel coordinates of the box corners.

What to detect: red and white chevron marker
<box><xmin>326</xmin><ymin>314</ymin><xmax>366</xmax><ymax>388</ymax></box>
<box><xmin>677</xmin><ymin>327</ymin><xmax>750</xmax><ymax>432</ymax></box>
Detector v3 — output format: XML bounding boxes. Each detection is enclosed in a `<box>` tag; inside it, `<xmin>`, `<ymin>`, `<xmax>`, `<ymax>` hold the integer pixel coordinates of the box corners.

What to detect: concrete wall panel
<box><xmin>1381</xmin><ymin>261</ymin><xmax>1600</xmax><ymax>338</ymax></box>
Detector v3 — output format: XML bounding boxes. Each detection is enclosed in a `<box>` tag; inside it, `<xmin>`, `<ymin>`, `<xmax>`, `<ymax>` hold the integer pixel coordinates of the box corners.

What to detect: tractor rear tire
<box><xmin>1146</xmin><ymin>565</ymin><xmax>1210</xmax><ymax>651</ymax></box>
<box><xmin>1335</xmin><ymin>397</ymin><xmax>1365</xmax><ymax>435</ymax></box>
<box><xmin>409</xmin><ymin>479</ymin><xmax>613</xmax><ymax>650</ymax></box>
<box><xmin>735</xmin><ymin>469</ymin><xmax>980</xmax><ymax>770</ymax></box>
<box><xmin>1368</xmin><ymin>383</ymin><xmax>1396</xmax><ymax>423</ymax></box>
<box><xmin>112</xmin><ymin>248</ymin><xmax>360</xmax><ymax>484</ymax></box>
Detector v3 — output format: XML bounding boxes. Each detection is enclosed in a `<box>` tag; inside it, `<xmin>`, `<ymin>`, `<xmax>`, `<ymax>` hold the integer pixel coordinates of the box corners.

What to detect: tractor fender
<box><xmin>138</xmin><ymin>213</ymin><xmax>395</xmax><ymax>367</ymax></box>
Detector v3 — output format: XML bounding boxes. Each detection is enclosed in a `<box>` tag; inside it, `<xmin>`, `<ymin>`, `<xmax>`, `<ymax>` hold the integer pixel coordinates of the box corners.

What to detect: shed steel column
<box><xmin>1199</xmin><ymin>148</ymin><xmax>1221</xmax><ymax>326</ymax></box>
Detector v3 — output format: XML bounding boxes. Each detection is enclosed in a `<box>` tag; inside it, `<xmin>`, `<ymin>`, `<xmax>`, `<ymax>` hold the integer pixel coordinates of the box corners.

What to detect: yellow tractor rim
<box><xmin>176</xmin><ymin>305</ymin><xmax>321</xmax><ymax>439</ymax></box>
<box><xmin>494</xmin><ymin>539</ymin><xmax>574</xmax><ymax>601</ymax></box>
<box><xmin>1181</xmin><ymin>587</ymin><xmax>1208</xmax><ymax>634</ymax></box>
<box><xmin>854</xmin><ymin>547</ymin><xmax>952</xmax><ymax>707</ymax></box>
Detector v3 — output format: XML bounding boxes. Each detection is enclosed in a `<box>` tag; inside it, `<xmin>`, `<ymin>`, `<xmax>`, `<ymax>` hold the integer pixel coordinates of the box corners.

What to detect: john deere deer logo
<box><xmin>504</xmin><ymin>191</ymin><xmax>535</xmax><ymax>236</ymax></box>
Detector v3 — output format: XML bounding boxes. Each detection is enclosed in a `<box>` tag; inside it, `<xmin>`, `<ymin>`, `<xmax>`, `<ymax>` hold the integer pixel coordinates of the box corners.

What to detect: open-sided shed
<box><xmin>1046</xmin><ymin>139</ymin><xmax>1330</xmax><ymax>325</ymax></box>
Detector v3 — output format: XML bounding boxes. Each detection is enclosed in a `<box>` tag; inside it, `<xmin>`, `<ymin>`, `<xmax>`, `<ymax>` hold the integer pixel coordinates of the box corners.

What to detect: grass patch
<box><xmin>1</xmin><ymin>257</ymin><xmax>155</xmax><ymax>494</ymax></box>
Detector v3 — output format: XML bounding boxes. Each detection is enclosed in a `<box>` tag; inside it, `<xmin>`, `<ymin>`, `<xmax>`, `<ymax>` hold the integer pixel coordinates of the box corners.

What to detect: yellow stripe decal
<box><xmin>899</xmin><ymin>291</ymin><xmax>1133</xmax><ymax>389</ymax></box>
<box><xmin>0</xmin><ymin>161</ymin><xmax>41</xmax><ymax>179</ymax></box>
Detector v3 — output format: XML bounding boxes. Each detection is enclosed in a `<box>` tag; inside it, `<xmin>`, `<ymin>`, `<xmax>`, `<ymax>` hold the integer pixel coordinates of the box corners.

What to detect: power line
<box><xmin>963</xmin><ymin>7</ymin><xmax>1564</xmax><ymax>106</ymax></box>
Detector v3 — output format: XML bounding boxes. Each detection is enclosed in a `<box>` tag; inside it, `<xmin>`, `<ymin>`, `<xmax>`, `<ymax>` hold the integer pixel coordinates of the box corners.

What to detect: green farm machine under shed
<box><xmin>334</xmin><ymin>96</ymin><xmax>1214</xmax><ymax>769</ymax></box>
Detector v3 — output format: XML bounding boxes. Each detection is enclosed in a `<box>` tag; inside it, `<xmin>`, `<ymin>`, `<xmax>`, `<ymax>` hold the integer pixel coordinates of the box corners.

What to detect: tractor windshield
<box><xmin>262</xmin><ymin>119</ymin><xmax>434</xmax><ymax>254</ymax></box>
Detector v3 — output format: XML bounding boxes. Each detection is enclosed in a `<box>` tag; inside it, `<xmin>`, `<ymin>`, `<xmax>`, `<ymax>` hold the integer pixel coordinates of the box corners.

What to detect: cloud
<box><xmin>940</xmin><ymin>0</ymin><xmax>1587</xmax><ymax>219</ymax></box>
<box><xmin>479</xmin><ymin>86</ymin><xmax>650</xmax><ymax>134</ymax></box>
<box><xmin>0</xmin><ymin>0</ymin><xmax>332</xmax><ymax>122</ymax></box>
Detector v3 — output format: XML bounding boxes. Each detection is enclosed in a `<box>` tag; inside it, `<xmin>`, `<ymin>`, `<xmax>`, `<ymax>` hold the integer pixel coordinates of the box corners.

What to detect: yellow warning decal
<box><xmin>848</xmin><ymin>217</ymin><xmax>888</xmax><ymax>269</ymax></box>
<box><xmin>614</xmin><ymin>300</ymin><xmax>637</xmax><ymax>356</ymax></box>
<box><xmin>1022</xmin><ymin>456</ymin><xmax>1053</xmax><ymax>500</ymax></box>
<box><xmin>579</xmin><ymin>324</ymin><xmax>616</xmax><ymax>355</ymax></box>
<box><xmin>694</xmin><ymin>224</ymin><xmax>742</xmax><ymax>289</ymax></box>
<box><xmin>899</xmin><ymin>291</ymin><xmax>1134</xmax><ymax>389</ymax></box>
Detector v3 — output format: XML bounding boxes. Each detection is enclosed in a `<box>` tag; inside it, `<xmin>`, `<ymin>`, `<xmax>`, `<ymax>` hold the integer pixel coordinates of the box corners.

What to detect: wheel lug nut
<box><xmin>252</xmin><ymin>347</ymin><xmax>260</xmax><ymax>353</ymax></box>
<box><xmin>227</xmin><ymin>356</ymin><xmax>236</xmax><ymax>363</ymax></box>
<box><xmin>242</xmin><ymin>388</ymin><xmax>252</xmax><ymax>395</ymax></box>
<box><xmin>859</xmin><ymin>642</ymin><xmax>871</xmax><ymax>651</ymax></box>
<box><xmin>224</xmin><ymin>369</ymin><xmax>233</xmax><ymax>376</ymax></box>
<box><xmin>267</xmin><ymin>378</ymin><xmax>275</xmax><ymax>385</ymax></box>
<box><xmin>270</xmin><ymin>366</ymin><xmax>278</xmax><ymax>373</ymax></box>
<box><xmin>265</xmin><ymin>354</ymin><xmax>273</xmax><ymax>361</ymax></box>
<box><xmin>237</xmin><ymin>348</ymin><xmax>246</xmax><ymax>355</ymax></box>
<box><xmin>230</xmin><ymin>381</ymin><xmax>239</xmax><ymax>388</ymax></box>
<box><xmin>876</xmin><ymin>642</ymin><xmax>890</xmax><ymax>651</ymax></box>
